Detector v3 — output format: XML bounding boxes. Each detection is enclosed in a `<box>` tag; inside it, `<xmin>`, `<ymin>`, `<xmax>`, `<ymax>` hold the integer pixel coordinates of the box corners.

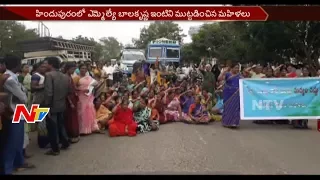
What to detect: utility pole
<box><xmin>38</xmin><ymin>21</ymin><xmax>51</xmax><ymax>37</ymax></box>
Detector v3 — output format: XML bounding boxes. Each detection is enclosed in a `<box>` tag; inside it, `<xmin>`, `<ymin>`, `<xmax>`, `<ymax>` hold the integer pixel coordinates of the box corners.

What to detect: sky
<box><xmin>21</xmin><ymin>21</ymin><xmax>205</xmax><ymax>45</ymax></box>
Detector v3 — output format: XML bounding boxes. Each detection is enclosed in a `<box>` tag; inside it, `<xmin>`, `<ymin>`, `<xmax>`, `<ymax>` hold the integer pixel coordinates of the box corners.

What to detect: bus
<box><xmin>18</xmin><ymin>37</ymin><xmax>94</xmax><ymax>66</ymax></box>
<box><xmin>146</xmin><ymin>38</ymin><xmax>180</xmax><ymax>66</ymax></box>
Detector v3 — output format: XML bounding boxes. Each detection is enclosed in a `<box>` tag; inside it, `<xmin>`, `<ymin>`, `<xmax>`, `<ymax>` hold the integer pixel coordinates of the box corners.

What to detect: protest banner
<box><xmin>239</xmin><ymin>78</ymin><xmax>320</xmax><ymax>120</ymax></box>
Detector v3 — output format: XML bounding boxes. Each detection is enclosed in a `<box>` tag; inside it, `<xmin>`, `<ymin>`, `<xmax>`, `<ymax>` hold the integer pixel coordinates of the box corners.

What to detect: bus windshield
<box><xmin>166</xmin><ymin>48</ymin><xmax>180</xmax><ymax>58</ymax></box>
<box><xmin>123</xmin><ymin>52</ymin><xmax>146</xmax><ymax>61</ymax></box>
<box><xmin>149</xmin><ymin>47</ymin><xmax>162</xmax><ymax>58</ymax></box>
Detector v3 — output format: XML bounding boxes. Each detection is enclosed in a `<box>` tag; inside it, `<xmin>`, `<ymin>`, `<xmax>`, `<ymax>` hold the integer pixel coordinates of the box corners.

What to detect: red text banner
<box><xmin>0</xmin><ymin>6</ymin><xmax>268</xmax><ymax>21</ymax></box>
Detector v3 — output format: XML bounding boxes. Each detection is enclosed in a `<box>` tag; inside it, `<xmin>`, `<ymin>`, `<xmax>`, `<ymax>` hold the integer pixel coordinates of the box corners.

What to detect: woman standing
<box><xmin>18</xmin><ymin>64</ymin><xmax>32</xmax><ymax>110</ymax></box>
<box><xmin>93</xmin><ymin>62</ymin><xmax>103</xmax><ymax>79</ymax></box>
<box><xmin>93</xmin><ymin>63</ymin><xmax>107</xmax><ymax>100</ymax></box>
<box><xmin>218</xmin><ymin>63</ymin><xmax>241</xmax><ymax>128</ymax></box>
<box><xmin>75</xmin><ymin>64</ymin><xmax>100</xmax><ymax>135</ymax></box>
<box><xmin>18</xmin><ymin>64</ymin><xmax>33</xmax><ymax>158</ymax></box>
<box><xmin>64</xmin><ymin>62</ymin><xmax>80</xmax><ymax>143</ymax></box>
<box><xmin>31</xmin><ymin>61</ymin><xmax>48</xmax><ymax>148</ymax></box>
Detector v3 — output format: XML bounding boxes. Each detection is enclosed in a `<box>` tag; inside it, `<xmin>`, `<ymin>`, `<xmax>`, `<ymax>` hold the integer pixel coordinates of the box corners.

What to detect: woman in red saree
<box><xmin>64</xmin><ymin>62</ymin><xmax>80</xmax><ymax>143</ymax></box>
<box><xmin>109</xmin><ymin>99</ymin><xmax>138</xmax><ymax>137</ymax></box>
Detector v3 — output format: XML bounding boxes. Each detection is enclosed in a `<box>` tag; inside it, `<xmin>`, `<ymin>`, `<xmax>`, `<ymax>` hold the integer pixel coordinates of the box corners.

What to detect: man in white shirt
<box><xmin>113</xmin><ymin>61</ymin><xmax>123</xmax><ymax>84</ymax></box>
<box><xmin>103</xmin><ymin>61</ymin><xmax>114</xmax><ymax>87</ymax></box>
<box><xmin>182</xmin><ymin>64</ymin><xmax>191</xmax><ymax>77</ymax></box>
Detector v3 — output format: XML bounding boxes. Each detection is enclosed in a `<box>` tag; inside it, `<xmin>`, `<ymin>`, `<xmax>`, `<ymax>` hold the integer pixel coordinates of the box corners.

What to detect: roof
<box><xmin>17</xmin><ymin>37</ymin><xmax>95</xmax><ymax>52</ymax></box>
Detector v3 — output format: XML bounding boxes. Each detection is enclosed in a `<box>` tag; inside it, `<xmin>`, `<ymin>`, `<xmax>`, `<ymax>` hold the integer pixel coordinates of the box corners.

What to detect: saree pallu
<box><xmin>94</xmin><ymin>79</ymin><xmax>107</xmax><ymax>100</ymax></box>
<box><xmin>65</xmin><ymin>75</ymin><xmax>80</xmax><ymax>139</ymax></box>
<box><xmin>37</xmin><ymin>118</ymin><xmax>49</xmax><ymax>148</ymax></box>
<box><xmin>65</xmin><ymin>97</ymin><xmax>79</xmax><ymax>139</ymax></box>
<box><xmin>32</xmin><ymin>89</ymin><xmax>49</xmax><ymax>148</ymax></box>
<box><xmin>23</xmin><ymin>74</ymin><xmax>34</xmax><ymax>133</ymax></box>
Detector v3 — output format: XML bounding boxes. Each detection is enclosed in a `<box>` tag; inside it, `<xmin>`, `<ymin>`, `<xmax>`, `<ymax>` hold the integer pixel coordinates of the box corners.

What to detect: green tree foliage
<box><xmin>132</xmin><ymin>21</ymin><xmax>186</xmax><ymax>49</ymax></box>
<box><xmin>187</xmin><ymin>21</ymin><xmax>320</xmax><ymax>71</ymax></box>
<box><xmin>180</xmin><ymin>43</ymin><xmax>201</xmax><ymax>63</ymax></box>
<box><xmin>99</xmin><ymin>36</ymin><xmax>123</xmax><ymax>60</ymax></box>
<box><xmin>72</xmin><ymin>35</ymin><xmax>123</xmax><ymax>62</ymax></box>
<box><xmin>0</xmin><ymin>21</ymin><xmax>38</xmax><ymax>57</ymax></box>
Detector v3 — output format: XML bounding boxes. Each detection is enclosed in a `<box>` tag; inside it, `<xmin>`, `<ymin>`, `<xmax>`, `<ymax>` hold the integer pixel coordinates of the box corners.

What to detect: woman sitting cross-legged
<box><xmin>108</xmin><ymin>98</ymin><xmax>138</xmax><ymax>137</ymax></box>
<box><xmin>133</xmin><ymin>98</ymin><xmax>159</xmax><ymax>133</ymax></box>
<box><xmin>94</xmin><ymin>98</ymin><xmax>113</xmax><ymax>131</ymax></box>
<box><xmin>163</xmin><ymin>90</ymin><xmax>182</xmax><ymax>123</ymax></box>
<box><xmin>184</xmin><ymin>95</ymin><xmax>210</xmax><ymax>124</ymax></box>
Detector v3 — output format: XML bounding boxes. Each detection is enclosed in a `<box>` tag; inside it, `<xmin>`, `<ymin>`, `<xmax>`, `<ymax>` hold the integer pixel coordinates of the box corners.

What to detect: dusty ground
<box><xmin>17</xmin><ymin>121</ymin><xmax>320</xmax><ymax>175</ymax></box>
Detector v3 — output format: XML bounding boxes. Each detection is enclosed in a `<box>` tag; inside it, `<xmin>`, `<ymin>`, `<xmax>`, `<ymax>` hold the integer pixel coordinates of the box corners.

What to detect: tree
<box><xmin>124</xmin><ymin>43</ymin><xmax>134</xmax><ymax>48</ymax></box>
<box><xmin>0</xmin><ymin>21</ymin><xmax>38</xmax><ymax>57</ymax></box>
<box><xmin>189</xmin><ymin>21</ymin><xmax>320</xmax><ymax>71</ymax></box>
<box><xmin>180</xmin><ymin>43</ymin><xmax>201</xmax><ymax>63</ymax></box>
<box><xmin>132</xmin><ymin>21</ymin><xmax>186</xmax><ymax>49</ymax></box>
<box><xmin>72</xmin><ymin>36</ymin><xmax>123</xmax><ymax>61</ymax></box>
<box><xmin>72</xmin><ymin>35</ymin><xmax>103</xmax><ymax>61</ymax></box>
<box><xmin>99</xmin><ymin>36</ymin><xmax>123</xmax><ymax>60</ymax></box>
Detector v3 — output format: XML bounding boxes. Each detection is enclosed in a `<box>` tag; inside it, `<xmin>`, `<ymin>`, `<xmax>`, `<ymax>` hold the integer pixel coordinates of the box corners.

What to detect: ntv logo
<box><xmin>252</xmin><ymin>100</ymin><xmax>284</xmax><ymax>110</ymax></box>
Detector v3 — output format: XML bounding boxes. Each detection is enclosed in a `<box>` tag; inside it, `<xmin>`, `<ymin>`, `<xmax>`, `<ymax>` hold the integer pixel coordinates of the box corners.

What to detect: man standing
<box><xmin>103</xmin><ymin>61</ymin><xmax>114</xmax><ymax>87</ymax></box>
<box><xmin>113</xmin><ymin>61</ymin><xmax>122</xmax><ymax>84</ymax></box>
<box><xmin>0</xmin><ymin>55</ymin><xmax>35</xmax><ymax>175</ymax></box>
<box><xmin>44</xmin><ymin>57</ymin><xmax>70</xmax><ymax>156</ymax></box>
<box><xmin>199</xmin><ymin>59</ymin><xmax>216</xmax><ymax>95</ymax></box>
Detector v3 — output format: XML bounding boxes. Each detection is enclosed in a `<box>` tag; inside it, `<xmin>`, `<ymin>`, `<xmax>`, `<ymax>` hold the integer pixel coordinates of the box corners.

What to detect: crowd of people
<box><xmin>0</xmin><ymin>54</ymin><xmax>316</xmax><ymax>174</ymax></box>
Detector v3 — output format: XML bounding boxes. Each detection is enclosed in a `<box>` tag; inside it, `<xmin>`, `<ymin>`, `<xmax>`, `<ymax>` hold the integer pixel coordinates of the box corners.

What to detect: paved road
<box><xmin>17</xmin><ymin>121</ymin><xmax>320</xmax><ymax>175</ymax></box>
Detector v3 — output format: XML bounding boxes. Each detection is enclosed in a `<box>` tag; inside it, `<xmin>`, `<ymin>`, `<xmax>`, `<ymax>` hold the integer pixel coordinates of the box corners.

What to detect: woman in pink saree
<box><xmin>75</xmin><ymin>64</ymin><xmax>100</xmax><ymax>135</ymax></box>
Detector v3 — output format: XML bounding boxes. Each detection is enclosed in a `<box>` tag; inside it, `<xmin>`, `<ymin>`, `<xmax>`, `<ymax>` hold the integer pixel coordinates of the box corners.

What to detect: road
<box><xmin>17</xmin><ymin>121</ymin><xmax>320</xmax><ymax>175</ymax></box>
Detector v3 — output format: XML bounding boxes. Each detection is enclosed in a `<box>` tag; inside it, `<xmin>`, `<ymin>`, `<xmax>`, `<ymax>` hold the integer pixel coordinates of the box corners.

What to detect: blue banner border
<box><xmin>239</xmin><ymin>77</ymin><xmax>320</xmax><ymax>120</ymax></box>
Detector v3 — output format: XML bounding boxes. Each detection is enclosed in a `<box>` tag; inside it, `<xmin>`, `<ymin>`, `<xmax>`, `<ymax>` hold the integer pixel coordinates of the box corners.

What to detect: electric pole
<box><xmin>38</xmin><ymin>21</ymin><xmax>51</xmax><ymax>37</ymax></box>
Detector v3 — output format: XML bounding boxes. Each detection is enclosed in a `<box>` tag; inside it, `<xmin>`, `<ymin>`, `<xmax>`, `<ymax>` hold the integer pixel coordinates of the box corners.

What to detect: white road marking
<box><xmin>195</xmin><ymin>130</ymin><xmax>207</xmax><ymax>145</ymax></box>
